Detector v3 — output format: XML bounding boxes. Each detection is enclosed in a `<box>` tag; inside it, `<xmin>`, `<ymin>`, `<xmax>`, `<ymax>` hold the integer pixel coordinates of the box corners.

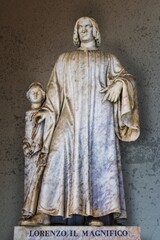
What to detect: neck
<box><xmin>31</xmin><ymin>103</ymin><xmax>41</xmax><ymax>110</ymax></box>
<box><xmin>79</xmin><ymin>40</ymin><xmax>98</xmax><ymax>50</ymax></box>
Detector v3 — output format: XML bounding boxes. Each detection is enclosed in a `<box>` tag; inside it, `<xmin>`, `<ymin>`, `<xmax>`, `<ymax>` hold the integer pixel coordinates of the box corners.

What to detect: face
<box><xmin>78</xmin><ymin>18</ymin><xmax>94</xmax><ymax>42</ymax></box>
<box><xmin>29</xmin><ymin>86</ymin><xmax>43</xmax><ymax>104</ymax></box>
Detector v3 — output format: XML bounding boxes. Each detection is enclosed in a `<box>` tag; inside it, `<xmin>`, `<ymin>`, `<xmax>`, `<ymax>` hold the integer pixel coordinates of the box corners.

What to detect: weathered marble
<box><xmin>21</xmin><ymin>83</ymin><xmax>47</xmax><ymax>219</ymax></box>
<box><xmin>19</xmin><ymin>17</ymin><xmax>140</xmax><ymax>226</ymax></box>
<box><xmin>14</xmin><ymin>226</ymin><xmax>141</xmax><ymax>240</ymax></box>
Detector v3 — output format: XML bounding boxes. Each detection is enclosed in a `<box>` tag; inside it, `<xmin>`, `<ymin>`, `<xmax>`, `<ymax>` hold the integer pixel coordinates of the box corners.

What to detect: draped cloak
<box><xmin>37</xmin><ymin>50</ymin><xmax>140</xmax><ymax>221</ymax></box>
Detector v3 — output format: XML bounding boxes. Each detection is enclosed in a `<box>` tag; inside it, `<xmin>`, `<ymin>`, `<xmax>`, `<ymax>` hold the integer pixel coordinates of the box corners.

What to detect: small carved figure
<box><xmin>23</xmin><ymin>82</ymin><xmax>45</xmax><ymax>158</ymax></box>
<box><xmin>19</xmin><ymin>82</ymin><xmax>50</xmax><ymax>225</ymax></box>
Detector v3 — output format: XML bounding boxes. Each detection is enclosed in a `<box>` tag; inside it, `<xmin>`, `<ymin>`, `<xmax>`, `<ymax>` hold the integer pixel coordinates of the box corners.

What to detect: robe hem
<box><xmin>37</xmin><ymin>209</ymin><xmax>126</xmax><ymax>220</ymax></box>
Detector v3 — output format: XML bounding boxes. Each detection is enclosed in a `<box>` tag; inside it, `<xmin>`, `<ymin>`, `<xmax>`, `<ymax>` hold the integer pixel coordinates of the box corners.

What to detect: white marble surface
<box><xmin>14</xmin><ymin>226</ymin><xmax>141</xmax><ymax>240</ymax></box>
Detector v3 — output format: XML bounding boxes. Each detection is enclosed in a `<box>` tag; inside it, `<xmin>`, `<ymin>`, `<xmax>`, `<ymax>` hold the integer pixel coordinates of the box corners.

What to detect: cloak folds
<box><xmin>37</xmin><ymin>50</ymin><xmax>140</xmax><ymax>221</ymax></box>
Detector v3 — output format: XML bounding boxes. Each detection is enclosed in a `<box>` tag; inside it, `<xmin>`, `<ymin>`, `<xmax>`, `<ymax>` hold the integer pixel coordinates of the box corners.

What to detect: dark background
<box><xmin>0</xmin><ymin>1</ymin><xmax>160</xmax><ymax>239</ymax></box>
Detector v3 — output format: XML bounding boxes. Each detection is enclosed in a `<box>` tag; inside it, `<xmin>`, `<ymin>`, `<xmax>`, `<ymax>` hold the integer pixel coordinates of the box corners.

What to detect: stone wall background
<box><xmin>0</xmin><ymin>0</ymin><xmax>160</xmax><ymax>239</ymax></box>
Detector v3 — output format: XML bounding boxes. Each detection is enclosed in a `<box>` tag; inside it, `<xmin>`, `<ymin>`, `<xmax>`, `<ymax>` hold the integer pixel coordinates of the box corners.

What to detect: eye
<box><xmin>86</xmin><ymin>24</ymin><xmax>92</xmax><ymax>29</ymax></box>
<box><xmin>33</xmin><ymin>91</ymin><xmax>39</xmax><ymax>95</ymax></box>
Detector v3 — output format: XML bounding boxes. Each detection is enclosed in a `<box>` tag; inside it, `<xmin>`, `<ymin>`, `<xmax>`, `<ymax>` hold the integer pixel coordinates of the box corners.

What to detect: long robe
<box><xmin>23</xmin><ymin>109</ymin><xmax>44</xmax><ymax>216</ymax></box>
<box><xmin>37</xmin><ymin>50</ymin><xmax>140</xmax><ymax>221</ymax></box>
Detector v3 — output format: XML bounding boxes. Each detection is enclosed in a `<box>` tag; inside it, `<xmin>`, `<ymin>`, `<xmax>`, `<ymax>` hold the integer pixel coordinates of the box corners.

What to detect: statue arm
<box><xmin>112</xmin><ymin>55</ymin><xmax>140</xmax><ymax>142</ymax></box>
<box><xmin>101</xmin><ymin>54</ymin><xmax>140</xmax><ymax>142</ymax></box>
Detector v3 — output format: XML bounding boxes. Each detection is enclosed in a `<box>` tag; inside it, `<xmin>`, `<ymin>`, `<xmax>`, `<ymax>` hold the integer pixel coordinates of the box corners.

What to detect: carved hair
<box><xmin>26</xmin><ymin>82</ymin><xmax>46</xmax><ymax>102</ymax></box>
<box><xmin>73</xmin><ymin>17</ymin><xmax>101</xmax><ymax>48</ymax></box>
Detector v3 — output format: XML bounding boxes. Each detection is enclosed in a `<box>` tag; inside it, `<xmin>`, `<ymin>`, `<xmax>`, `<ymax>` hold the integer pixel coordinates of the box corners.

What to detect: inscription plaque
<box><xmin>14</xmin><ymin>226</ymin><xmax>141</xmax><ymax>240</ymax></box>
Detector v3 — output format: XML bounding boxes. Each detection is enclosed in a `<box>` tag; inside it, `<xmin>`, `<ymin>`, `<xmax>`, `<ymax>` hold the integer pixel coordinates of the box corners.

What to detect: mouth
<box><xmin>81</xmin><ymin>32</ymin><xmax>88</xmax><ymax>35</ymax></box>
<box><xmin>33</xmin><ymin>96</ymin><xmax>38</xmax><ymax>100</ymax></box>
<box><xmin>80</xmin><ymin>33</ymin><xmax>89</xmax><ymax>38</ymax></box>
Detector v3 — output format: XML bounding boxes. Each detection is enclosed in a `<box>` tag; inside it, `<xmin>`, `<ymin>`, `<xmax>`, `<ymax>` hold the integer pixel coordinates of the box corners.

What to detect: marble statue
<box><xmin>20</xmin><ymin>17</ymin><xmax>140</xmax><ymax>227</ymax></box>
<box><xmin>19</xmin><ymin>82</ymin><xmax>51</xmax><ymax>225</ymax></box>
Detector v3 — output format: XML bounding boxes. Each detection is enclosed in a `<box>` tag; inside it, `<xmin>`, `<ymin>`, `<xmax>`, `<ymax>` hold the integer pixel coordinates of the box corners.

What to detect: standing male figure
<box><xmin>22</xmin><ymin>17</ymin><xmax>140</xmax><ymax>226</ymax></box>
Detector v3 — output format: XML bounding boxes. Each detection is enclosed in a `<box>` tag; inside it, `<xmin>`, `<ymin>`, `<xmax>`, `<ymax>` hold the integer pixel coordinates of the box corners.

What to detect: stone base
<box><xmin>14</xmin><ymin>226</ymin><xmax>141</xmax><ymax>240</ymax></box>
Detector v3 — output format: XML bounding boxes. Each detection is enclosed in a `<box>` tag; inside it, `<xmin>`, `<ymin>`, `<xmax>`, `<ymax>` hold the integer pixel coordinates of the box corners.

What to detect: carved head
<box><xmin>26</xmin><ymin>82</ymin><xmax>45</xmax><ymax>104</ymax></box>
<box><xmin>73</xmin><ymin>17</ymin><xmax>101</xmax><ymax>48</ymax></box>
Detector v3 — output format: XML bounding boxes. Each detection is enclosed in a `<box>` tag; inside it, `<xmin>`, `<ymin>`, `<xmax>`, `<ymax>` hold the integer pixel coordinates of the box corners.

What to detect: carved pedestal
<box><xmin>14</xmin><ymin>226</ymin><xmax>141</xmax><ymax>240</ymax></box>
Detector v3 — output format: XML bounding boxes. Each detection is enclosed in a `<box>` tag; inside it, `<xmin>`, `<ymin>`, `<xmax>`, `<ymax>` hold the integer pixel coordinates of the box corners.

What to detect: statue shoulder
<box><xmin>103</xmin><ymin>52</ymin><xmax>119</xmax><ymax>61</ymax></box>
<box><xmin>56</xmin><ymin>51</ymin><xmax>74</xmax><ymax>62</ymax></box>
<box><xmin>54</xmin><ymin>51</ymin><xmax>81</xmax><ymax>69</ymax></box>
<box><xmin>104</xmin><ymin>53</ymin><xmax>123</xmax><ymax>69</ymax></box>
<box><xmin>96</xmin><ymin>51</ymin><xmax>118</xmax><ymax>61</ymax></box>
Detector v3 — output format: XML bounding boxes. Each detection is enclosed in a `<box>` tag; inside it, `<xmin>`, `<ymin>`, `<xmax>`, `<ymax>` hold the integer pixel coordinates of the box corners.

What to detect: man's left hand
<box><xmin>100</xmin><ymin>81</ymin><xmax>123</xmax><ymax>103</ymax></box>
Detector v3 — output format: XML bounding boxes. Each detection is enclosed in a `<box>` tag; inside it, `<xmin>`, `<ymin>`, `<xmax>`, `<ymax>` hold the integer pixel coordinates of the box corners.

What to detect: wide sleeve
<box><xmin>108</xmin><ymin>54</ymin><xmax>140</xmax><ymax>142</ymax></box>
<box><xmin>41</xmin><ymin>54</ymin><xmax>65</xmax><ymax>153</ymax></box>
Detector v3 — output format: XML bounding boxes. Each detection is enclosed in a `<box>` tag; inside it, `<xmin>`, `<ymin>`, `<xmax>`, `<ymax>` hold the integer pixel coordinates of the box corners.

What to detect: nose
<box><xmin>82</xmin><ymin>26</ymin><xmax>86</xmax><ymax>33</ymax></box>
